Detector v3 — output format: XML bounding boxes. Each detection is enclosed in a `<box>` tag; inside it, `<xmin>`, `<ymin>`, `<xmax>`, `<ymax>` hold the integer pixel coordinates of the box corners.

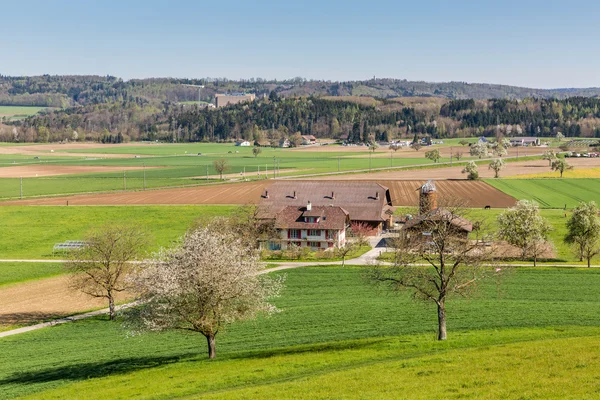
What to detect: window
<box><xmin>309</xmin><ymin>241</ymin><xmax>321</xmax><ymax>248</ymax></box>
<box><xmin>309</xmin><ymin>229</ymin><xmax>320</xmax><ymax>237</ymax></box>
<box><xmin>290</xmin><ymin>229</ymin><xmax>299</xmax><ymax>239</ymax></box>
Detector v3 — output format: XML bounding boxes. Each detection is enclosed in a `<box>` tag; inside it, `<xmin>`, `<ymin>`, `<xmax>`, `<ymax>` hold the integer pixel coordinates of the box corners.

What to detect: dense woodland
<box><xmin>2</xmin><ymin>75</ymin><xmax>600</xmax><ymax>143</ymax></box>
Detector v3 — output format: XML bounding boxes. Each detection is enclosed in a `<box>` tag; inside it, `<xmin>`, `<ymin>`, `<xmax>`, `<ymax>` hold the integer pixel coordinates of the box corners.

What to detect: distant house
<box><xmin>260</xmin><ymin>181</ymin><xmax>395</xmax><ymax>236</ymax></box>
<box><xmin>235</xmin><ymin>140</ymin><xmax>251</xmax><ymax>147</ymax></box>
<box><xmin>478</xmin><ymin>136</ymin><xmax>488</xmax><ymax>143</ymax></box>
<box><xmin>301</xmin><ymin>135</ymin><xmax>317</xmax><ymax>145</ymax></box>
<box><xmin>279</xmin><ymin>138</ymin><xmax>290</xmax><ymax>148</ymax></box>
<box><xmin>509</xmin><ymin>137</ymin><xmax>540</xmax><ymax>147</ymax></box>
<box><xmin>215</xmin><ymin>93</ymin><xmax>256</xmax><ymax>108</ymax></box>
<box><xmin>273</xmin><ymin>203</ymin><xmax>350</xmax><ymax>250</ymax></box>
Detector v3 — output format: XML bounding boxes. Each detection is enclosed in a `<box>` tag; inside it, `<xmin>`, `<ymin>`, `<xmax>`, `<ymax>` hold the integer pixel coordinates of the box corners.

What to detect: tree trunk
<box><xmin>108</xmin><ymin>294</ymin><xmax>115</xmax><ymax>321</ymax></box>
<box><xmin>206</xmin><ymin>333</ymin><xmax>216</xmax><ymax>359</ymax></box>
<box><xmin>437</xmin><ymin>302</ymin><xmax>447</xmax><ymax>340</ymax></box>
<box><xmin>588</xmin><ymin>256</ymin><xmax>591</xmax><ymax>268</ymax></box>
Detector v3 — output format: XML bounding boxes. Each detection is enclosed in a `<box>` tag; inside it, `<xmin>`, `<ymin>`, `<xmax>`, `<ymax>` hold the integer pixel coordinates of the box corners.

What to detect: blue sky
<box><xmin>2</xmin><ymin>0</ymin><xmax>599</xmax><ymax>88</ymax></box>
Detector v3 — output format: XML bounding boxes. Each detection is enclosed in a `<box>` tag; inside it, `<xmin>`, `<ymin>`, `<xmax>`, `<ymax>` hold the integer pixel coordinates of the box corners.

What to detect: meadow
<box><xmin>0</xmin><ymin>205</ymin><xmax>234</xmax><ymax>259</ymax></box>
<box><xmin>0</xmin><ymin>106</ymin><xmax>48</xmax><ymax>121</ymax></box>
<box><xmin>2</xmin><ymin>266</ymin><xmax>600</xmax><ymax>399</ymax></box>
<box><xmin>0</xmin><ymin>262</ymin><xmax>64</xmax><ymax>286</ymax></box>
<box><xmin>486</xmin><ymin>178</ymin><xmax>600</xmax><ymax>209</ymax></box>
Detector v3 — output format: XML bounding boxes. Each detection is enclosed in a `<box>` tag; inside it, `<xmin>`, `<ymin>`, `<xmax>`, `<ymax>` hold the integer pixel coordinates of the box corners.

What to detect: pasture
<box><xmin>486</xmin><ymin>178</ymin><xmax>600</xmax><ymax>209</ymax></box>
<box><xmin>2</xmin><ymin>266</ymin><xmax>600</xmax><ymax>399</ymax></box>
<box><xmin>0</xmin><ymin>205</ymin><xmax>233</xmax><ymax>259</ymax></box>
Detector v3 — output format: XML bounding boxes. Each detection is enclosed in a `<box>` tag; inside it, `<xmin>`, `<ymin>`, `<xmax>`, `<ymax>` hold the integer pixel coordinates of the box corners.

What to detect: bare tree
<box><xmin>453</xmin><ymin>151</ymin><xmax>463</xmax><ymax>161</ymax></box>
<box><xmin>335</xmin><ymin>243</ymin><xmax>357</xmax><ymax>267</ymax></box>
<box><xmin>129</xmin><ymin>225</ymin><xmax>284</xmax><ymax>359</ymax></box>
<box><xmin>213</xmin><ymin>158</ymin><xmax>230</xmax><ymax>180</ymax></box>
<box><xmin>370</xmin><ymin>200</ymin><xmax>495</xmax><ymax>340</ymax></box>
<box><xmin>65</xmin><ymin>225</ymin><xmax>149</xmax><ymax>320</ymax></box>
<box><xmin>412</xmin><ymin>143</ymin><xmax>422</xmax><ymax>151</ymax></box>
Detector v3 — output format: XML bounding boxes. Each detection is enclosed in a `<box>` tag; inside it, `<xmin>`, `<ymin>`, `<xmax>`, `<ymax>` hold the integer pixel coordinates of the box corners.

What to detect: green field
<box><xmin>0</xmin><ymin>206</ymin><xmax>234</xmax><ymax>259</ymax></box>
<box><xmin>0</xmin><ymin>106</ymin><xmax>48</xmax><ymax>121</ymax></box>
<box><xmin>3</xmin><ymin>266</ymin><xmax>600</xmax><ymax>399</ymax></box>
<box><xmin>0</xmin><ymin>262</ymin><xmax>64</xmax><ymax>286</ymax></box>
<box><xmin>486</xmin><ymin>178</ymin><xmax>600</xmax><ymax>209</ymax></box>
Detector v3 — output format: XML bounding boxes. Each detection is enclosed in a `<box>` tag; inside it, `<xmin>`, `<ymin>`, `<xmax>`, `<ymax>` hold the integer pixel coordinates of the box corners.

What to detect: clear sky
<box><xmin>2</xmin><ymin>0</ymin><xmax>599</xmax><ymax>89</ymax></box>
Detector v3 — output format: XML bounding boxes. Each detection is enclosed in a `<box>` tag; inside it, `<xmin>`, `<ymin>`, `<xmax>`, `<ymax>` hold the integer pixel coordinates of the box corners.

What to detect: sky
<box><xmin>2</xmin><ymin>0</ymin><xmax>599</xmax><ymax>89</ymax></box>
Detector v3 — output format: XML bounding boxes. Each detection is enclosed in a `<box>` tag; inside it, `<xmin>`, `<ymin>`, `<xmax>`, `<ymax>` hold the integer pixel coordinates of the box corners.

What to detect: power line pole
<box><xmin>123</xmin><ymin>170</ymin><xmax>126</xmax><ymax>191</ymax></box>
<box><xmin>143</xmin><ymin>163</ymin><xmax>146</xmax><ymax>190</ymax></box>
<box><xmin>20</xmin><ymin>176</ymin><xmax>22</xmax><ymax>199</ymax></box>
<box><xmin>338</xmin><ymin>157</ymin><xmax>340</xmax><ymax>172</ymax></box>
<box><xmin>206</xmin><ymin>164</ymin><xmax>209</xmax><ymax>180</ymax></box>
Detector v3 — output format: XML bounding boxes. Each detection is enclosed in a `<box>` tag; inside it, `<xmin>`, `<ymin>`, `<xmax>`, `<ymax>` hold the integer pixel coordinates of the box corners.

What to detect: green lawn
<box><xmin>0</xmin><ymin>206</ymin><xmax>234</xmax><ymax>259</ymax></box>
<box><xmin>2</xmin><ymin>266</ymin><xmax>600</xmax><ymax>399</ymax></box>
<box><xmin>485</xmin><ymin>178</ymin><xmax>600</xmax><ymax>209</ymax></box>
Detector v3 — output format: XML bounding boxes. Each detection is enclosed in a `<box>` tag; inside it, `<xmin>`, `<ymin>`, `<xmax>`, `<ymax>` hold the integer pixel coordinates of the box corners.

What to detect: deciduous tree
<box><xmin>370</xmin><ymin>200</ymin><xmax>495</xmax><ymax>340</ymax></box>
<box><xmin>425</xmin><ymin>149</ymin><xmax>441</xmax><ymax>163</ymax></box>
<box><xmin>551</xmin><ymin>158</ymin><xmax>572</xmax><ymax>178</ymax></box>
<box><xmin>469</xmin><ymin>142</ymin><xmax>489</xmax><ymax>158</ymax></box>
<box><xmin>488</xmin><ymin>158</ymin><xmax>505</xmax><ymax>178</ymax></box>
<box><xmin>252</xmin><ymin>147</ymin><xmax>262</xmax><ymax>157</ymax></box>
<box><xmin>542</xmin><ymin>149</ymin><xmax>558</xmax><ymax>166</ymax></box>
<box><xmin>213</xmin><ymin>158</ymin><xmax>230</xmax><ymax>180</ymax></box>
<box><xmin>497</xmin><ymin>200</ymin><xmax>552</xmax><ymax>266</ymax></box>
<box><xmin>65</xmin><ymin>225</ymin><xmax>149</xmax><ymax>320</ymax></box>
<box><xmin>461</xmin><ymin>161</ymin><xmax>479</xmax><ymax>180</ymax></box>
<box><xmin>129</xmin><ymin>226</ymin><xmax>284</xmax><ymax>359</ymax></box>
<box><xmin>565</xmin><ymin>201</ymin><xmax>600</xmax><ymax>267</ymax></box>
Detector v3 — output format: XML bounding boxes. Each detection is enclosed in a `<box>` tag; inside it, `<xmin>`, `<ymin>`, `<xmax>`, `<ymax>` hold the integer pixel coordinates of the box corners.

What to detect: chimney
<box><xmin>293</xmin><ymin>191</ymin><xmax>297</xmax><ymax>199</ymax></box>
<box><xmin>375</xmin><ymin>192</ymin><xmax>379</xmax><ymax>200</ymax></box>
<box><xmin>331</xmin><ymin>191</ymin><xmax>335</xmax><ymax>199</ymax></box>
<box><xmin>264</xmin><ymin>190</ymin><xmax>269</xmax><ymax>199</ymax></box>
<box><xmin>419</xmin><ymin>180</ymin><xmax>438</xmax><ymax>215</ymax></box>
<box><xmin>307</xmin><ymin>201</ymin><xmax>312</xmax><ymax>211</ymax></box>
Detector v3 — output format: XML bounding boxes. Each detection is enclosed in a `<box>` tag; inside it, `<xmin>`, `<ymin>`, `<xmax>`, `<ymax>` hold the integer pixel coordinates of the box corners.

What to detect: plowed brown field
<box><xmin>1</xmin><ymin>179</ymin><xmax>515</xmax><ymax>208</ymax></box>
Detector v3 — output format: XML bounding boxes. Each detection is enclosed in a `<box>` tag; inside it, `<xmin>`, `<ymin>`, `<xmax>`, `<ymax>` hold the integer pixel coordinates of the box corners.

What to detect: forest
<box><xmin>2</xmin><ymin>75</ymin><xmax>600</xmax><ymax>143</ymax></box>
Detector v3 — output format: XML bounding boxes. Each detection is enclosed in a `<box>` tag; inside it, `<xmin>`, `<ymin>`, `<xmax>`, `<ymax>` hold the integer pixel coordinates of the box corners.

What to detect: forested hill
<box><xmin>2</xmin><ymin>75</ymin><xmax>600</xmax><ymax>107</ymax></box>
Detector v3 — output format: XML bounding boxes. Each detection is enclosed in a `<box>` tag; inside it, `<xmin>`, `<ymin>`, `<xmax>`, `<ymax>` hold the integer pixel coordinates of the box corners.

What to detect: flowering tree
<box><xmin>542</xmin><ymin>149</ymin><xmax>557</xmax><ymax>166</ymax></box>
<box><xmin>129</xmin><ymin>226</ymin><xmax>284</xmax><ymax>359</ymax></box>
<box><xmin>497</xmin><ymin>200</ymin><xmax>552</xmax><ymax>266</ymax></box>
<box><xmin>461</xmin><ymin>161</ymin><xmax>479</xmax><ymax>180</ymax></box>
<box><xmin>469</xmin><ymin>142</ymin><xmax>489</xmax><ymax>158</ymax></box>
<box><xmin>488</xmin><ymin>158</ymin><xmax>505</xmax><ymax>178</ymax></box>
<box><xmin>425</xmin><ymin>149</ymin><xmax>441</xmax><ymax>163</ymax></box>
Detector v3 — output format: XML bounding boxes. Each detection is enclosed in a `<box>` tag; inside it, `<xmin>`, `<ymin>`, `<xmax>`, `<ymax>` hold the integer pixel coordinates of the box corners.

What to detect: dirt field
<box><xmin>313</xmin><ymin>158</ymin><xmax>600</xmax><ymax>180</ymax></box>
<box><xmin>0</xmin><ymin>178</ymin><xmax>515</xmax><ymax>208</ymax></box>
<box><xmin>0</xmin><ymin>275</ymin><xmax>132</xmax><ymax>327</ymax></box>
<box><xmin>0</xmin><ymin>165</ymin><xmax>158</xmax><ymax>178</ymax></box>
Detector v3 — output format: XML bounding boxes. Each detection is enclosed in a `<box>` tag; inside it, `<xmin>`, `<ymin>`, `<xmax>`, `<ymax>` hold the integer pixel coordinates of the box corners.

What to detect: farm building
<box><xmin>509</xmin><ymin>137</ymin><xmax>540</xmax><ymax>146</ymax></box>
<box><xmin>301</xmin><ymin>135</ymin><xmax>317</xmax><ymax>145</ymax></box>
<box><xmin>235</xmin><ymin>140</ymin><xmax>251</xmax><ymax>146</ymax></box>
<box><xmin>402</xmin><ymin>180</ymin><xmax>472</xmax><ymax>241</ymax></box>
<box><xmin>260</xmin><ymin>181</ymin><xmax>395</xmax><ymax>235</ymax></box>
<box><xmin>215</xmin><ymin>93</ymin><xmax>256</xmax><ymax>108</ymax></box>
<box><xmin>271</xmin><ymin>202</ymin><xmax>350</xmax><ymax>250</ymax></box>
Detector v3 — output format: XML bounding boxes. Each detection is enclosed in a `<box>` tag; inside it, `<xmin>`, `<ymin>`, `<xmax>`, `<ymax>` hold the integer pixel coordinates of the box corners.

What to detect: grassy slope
<box><xmin>0</xmin><ymin>106</ymin><xmax>47</xmax><ymax>121</ymax></box>
<box><xmin>0</xmin><ymin>205</ymin><xmax>234</xmax><ymax>259</ymax></box>
<box><xmin>3</xmin><ymin>266</ymin><xmax>600</xmax><ymax>398</ymax></box>
<box><xmin>485</xmin><ymin>178</ymin><xmax>600</xmax><ymax>209</ymax></box>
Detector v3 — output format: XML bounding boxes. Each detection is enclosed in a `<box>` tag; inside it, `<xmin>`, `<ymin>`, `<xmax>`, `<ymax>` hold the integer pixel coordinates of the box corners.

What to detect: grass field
<box><xmin>0</xmin><ymin>263</ymin><xmax>65</xmax><ymax>286</ymax></box>
<box><xmin>0</xmin><ymin>206</ymin><xmax>234</xmax><ymax>259</ymax></box>
<box><xmin>509</xmin><ymin>167</ymin><xmax>600</xmax><ymax>179</ymax></box>
<box><xmin>485</xmin><ymin>178</ymin><xmax>600</xmax><ymax>209</ymax></box>
<box><xmin>0</xmin><ymin>106</ymin><xmax>48</xmax><ymax>121</ymax></box>
<box><xmin>2</xmin><ymin>266</ymin><xmax>600</xmax><ymax>398</ymax></box>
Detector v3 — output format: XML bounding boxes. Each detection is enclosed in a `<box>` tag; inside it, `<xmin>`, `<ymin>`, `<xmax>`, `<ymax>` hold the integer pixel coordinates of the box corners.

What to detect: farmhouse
<box><xmin>260</xmin><ymin>181</ymin><xmax>395</xmax><ymax>235</ymax></box>
<box><xmin>235</xmin><ymin>140</ymin><xmax>251</xmax><ymax>146</ymax></box>
<box><xmin>509</xmin><ymin>137</ymin><xmax>540</xmax><ymax>147</ymax></box>
<box><xmin>301</xmin><ymin>135</ymin><xmax>317</xmax><ymax>145</ymax></box>
<box><xmin>402</xmin><ymin>180</ymin><xmax>472</xmax><ymax>241</ymax></box>
<box><xmin>272</xmin><ymin>202</ymin><xmax>350</xmax><ymax>250</ymax></box>
<box><xmin>215</xmin><ymin>93</ymin><xmax>256</xmax><ymax>108</ymax></box>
